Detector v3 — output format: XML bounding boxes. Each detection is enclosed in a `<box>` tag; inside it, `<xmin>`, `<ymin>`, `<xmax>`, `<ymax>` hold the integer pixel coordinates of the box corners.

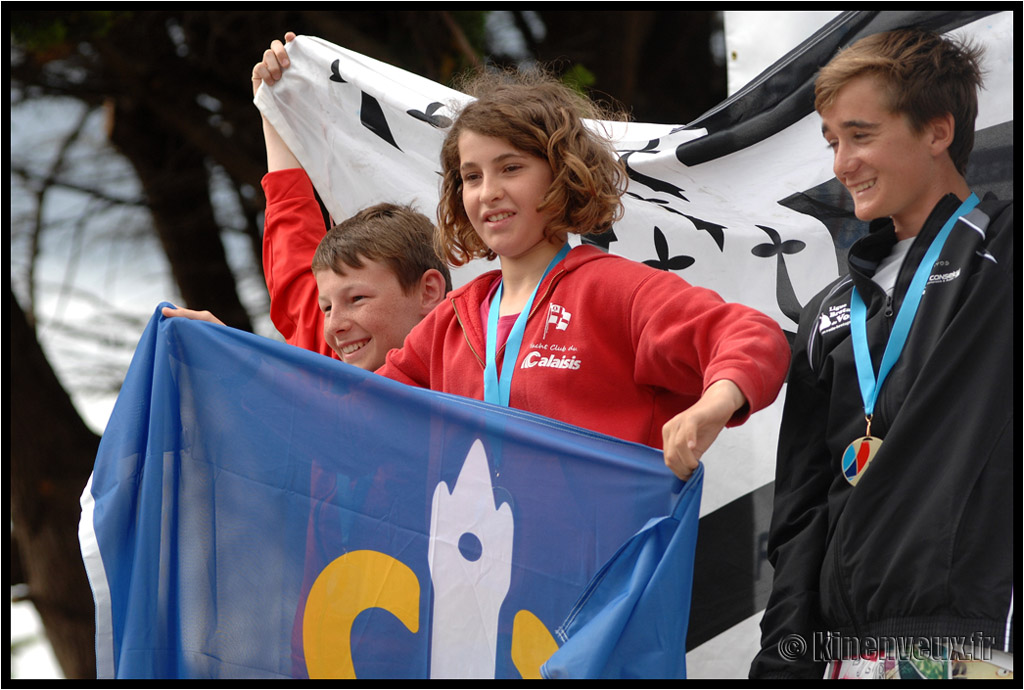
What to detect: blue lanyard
<box><xmin>850</xmin><ymin>193</ymin><xmax>978</xmax><ymax>419</ymax></box>
<box><xmin>484</xmin><ymin>243</ymin><xmax>571</xmax><ymax>407</ymax></box>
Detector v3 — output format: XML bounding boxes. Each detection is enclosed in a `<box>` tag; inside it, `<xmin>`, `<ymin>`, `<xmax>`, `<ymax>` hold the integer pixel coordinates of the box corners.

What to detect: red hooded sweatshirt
<box><xmin>263</xmin><ymin>168</ymin><xmax>790</xmax><ymax>449</ymax></box>
<box><xmin>379</xmin><ymin>244</ymin><xmax>790</xmax><ymax>449</ymax></box>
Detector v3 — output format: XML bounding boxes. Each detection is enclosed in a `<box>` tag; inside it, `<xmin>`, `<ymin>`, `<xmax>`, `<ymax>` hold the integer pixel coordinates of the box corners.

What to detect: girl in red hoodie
<box><xmin>379</xmin><ymin>71</ymin><xmax>790</xmax><ymax>480</ymax></box>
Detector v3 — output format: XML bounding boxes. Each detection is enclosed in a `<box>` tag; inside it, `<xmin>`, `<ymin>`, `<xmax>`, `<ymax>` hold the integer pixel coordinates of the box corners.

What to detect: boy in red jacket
<box><xmin>165</xmin><ymin>32</ymin><xmax>450</xmax><ymax>372</ymax></box>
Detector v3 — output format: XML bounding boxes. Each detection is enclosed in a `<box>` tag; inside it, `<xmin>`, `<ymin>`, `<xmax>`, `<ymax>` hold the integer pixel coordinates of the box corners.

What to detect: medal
<box><xmin>845</xmin><ymin>193</ymin><xmax>979</xmax><ymax>486</ymax></box>
<box><xmin>842</xmin><ymin>417</ymin><xmax>883</xmax><ymax>486</ymax></box>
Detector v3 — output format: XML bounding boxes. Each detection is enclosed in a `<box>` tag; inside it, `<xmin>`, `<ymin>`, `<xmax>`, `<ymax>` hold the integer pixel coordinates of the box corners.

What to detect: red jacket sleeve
<box><xmin>629</xmin><ymin>270</ymin><xmax>790</xmax><ymax>426</ymax></box>
<box><xmin>262</xmin><ymin>169</ymin><xmax>337</xmax><ymax>359</ymax></box>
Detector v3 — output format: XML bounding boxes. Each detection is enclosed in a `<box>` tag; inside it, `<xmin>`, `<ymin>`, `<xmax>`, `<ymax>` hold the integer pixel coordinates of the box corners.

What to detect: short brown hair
<box><xmin>814</xmin><ymin>28</ymin><xmax>984</xmax><ymax>174</ymax></box>
<box><xmin>437</xmin><ymin>69</ymin><xmax>628</xmax><ymax>266</ymax></box>
<box><xmin>312</xmin><ymin>203</ymin><xmax>452</xmax><ymax>293</ymax></box>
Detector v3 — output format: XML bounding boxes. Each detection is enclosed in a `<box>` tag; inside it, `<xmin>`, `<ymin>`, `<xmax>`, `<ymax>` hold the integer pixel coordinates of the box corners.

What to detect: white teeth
<box><xmin>487</xmin><ymin>211</ymin><xmax>514</xmax><ymax>222</ymax></box>
<box><xmin>341</xmin><ymin>340</ymin><xmax>368</xmax><ymax>355</ymax></box>
<box><xmin>851</xmin><ymin>180</ymin><xmax>875</xmax><ymax>193</ymax></box>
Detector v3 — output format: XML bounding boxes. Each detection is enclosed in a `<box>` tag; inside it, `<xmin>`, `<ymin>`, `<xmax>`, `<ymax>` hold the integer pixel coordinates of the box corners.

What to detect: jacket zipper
<box><xmin>832</xmin><ymin>525</ymin><xmax>862</xmax><ymax>638</ymax></box>
<box><xmin>451</xmin><ymin>298</ymin><xmax>485</xmax><ymax>369</ymax></box>
<box><xmin>874</xmin><ymin>250</ymin><xmax>906</xmax><ymax>423</ymax></box>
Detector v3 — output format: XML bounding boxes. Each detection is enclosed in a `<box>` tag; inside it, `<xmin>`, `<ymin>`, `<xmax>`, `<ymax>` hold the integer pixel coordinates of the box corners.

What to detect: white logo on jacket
<box><xmin>818</xmin><ymin>304</ymin><xmax>850</xmax><ymax>336</ymax></box>
<box><xmin>927</xmin><ymin>268</ymin><xmax>962</xmax><ymax>285</ymax></box>
<box><xmin>521</xmin><ymin>351</ymin><xmax>582</xmax><ymax>370</ymax></box>
<box><xmin>543</xmin><ymin>304</ymin><xmax>572</xmax><ymax>340</ymax></box>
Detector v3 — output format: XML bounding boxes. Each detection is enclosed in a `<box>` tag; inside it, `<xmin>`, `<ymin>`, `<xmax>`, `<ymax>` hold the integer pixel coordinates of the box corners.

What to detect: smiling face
<box><xmin>820</xmin><ymin>74</ymin><xmax>951</xmax><ymax>238</ymax></box>
<box><xmin>315</xmin><ymin>259</ymin><xmax>430</xmax><ymax>371</ymax></box>
<box><xmin>457</xmin><ymin>130</ymin><xmax>558</xmax><ymax>267</ymax></box>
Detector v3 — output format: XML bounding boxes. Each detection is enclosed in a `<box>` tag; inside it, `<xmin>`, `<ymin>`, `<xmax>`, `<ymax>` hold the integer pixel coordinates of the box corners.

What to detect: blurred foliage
<box><xmin>10</xmin><ymin>10</ymin><xmax>123</xmax><ymax>51</ymax></box>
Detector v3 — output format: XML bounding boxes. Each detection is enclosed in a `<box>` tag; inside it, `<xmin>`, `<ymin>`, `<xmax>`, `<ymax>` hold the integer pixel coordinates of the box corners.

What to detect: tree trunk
<box><xmin>106</xmin><ymin>99</ymin><xmax>255</xmax><ymax>332</ymax></box>
<box><xmin>10</xmin><ymin>286</ymin><xmax>99</xmax><ymax>679</ymax></box>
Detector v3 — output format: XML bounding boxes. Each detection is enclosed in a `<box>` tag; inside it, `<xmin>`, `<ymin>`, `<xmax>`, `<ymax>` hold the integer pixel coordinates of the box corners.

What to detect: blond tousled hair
<box><xmin>815</xmin><ymin>28</ymin><xmax>984</xmax><ymax>174</ymax></box>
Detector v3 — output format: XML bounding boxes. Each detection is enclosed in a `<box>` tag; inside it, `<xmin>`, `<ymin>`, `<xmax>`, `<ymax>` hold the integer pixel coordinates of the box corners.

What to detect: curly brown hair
<box><xmin>436</xmin><ymin>69</ymin><xmax>628</xmax><ymax>266</ymax></box>
<box><xmin>815</xmin><ymin>28</ymin><xmax>984</xmax><ymax>175</ymax></box>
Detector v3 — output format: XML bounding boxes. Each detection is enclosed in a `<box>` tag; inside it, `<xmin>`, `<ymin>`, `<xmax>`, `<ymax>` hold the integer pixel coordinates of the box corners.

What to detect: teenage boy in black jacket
<box><xmin>752</xmin><ymin>28</ymin><xmax>1014</xmax><ymax>680</ymax></box>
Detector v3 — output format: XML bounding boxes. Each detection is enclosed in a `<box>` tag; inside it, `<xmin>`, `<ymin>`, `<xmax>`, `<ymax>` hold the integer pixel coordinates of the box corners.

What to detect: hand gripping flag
<box><xmin>80</xmin><ymin>307</ymin><xmax>701</xmax><ymax>679</ymax></box>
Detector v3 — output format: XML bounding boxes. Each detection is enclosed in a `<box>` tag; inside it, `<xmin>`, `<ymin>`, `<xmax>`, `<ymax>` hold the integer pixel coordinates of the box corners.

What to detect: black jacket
<box><xmin>751</xmin><ymin>194</ymin><xmax>1015</xmax><ymax>678</ymax></box>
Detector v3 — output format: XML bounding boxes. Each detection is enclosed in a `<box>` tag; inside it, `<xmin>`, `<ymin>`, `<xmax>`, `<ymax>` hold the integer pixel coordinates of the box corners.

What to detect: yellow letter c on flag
<box><xmin>303</xmin><ymin>550</ymin><xmax>420</xmax><ymax>679</ymax></box>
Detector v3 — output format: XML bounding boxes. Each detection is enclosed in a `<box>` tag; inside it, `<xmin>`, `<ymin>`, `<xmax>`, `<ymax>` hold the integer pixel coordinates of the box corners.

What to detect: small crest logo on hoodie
<box><xmin>543</xmin><ymin>304</ymin><xmax>572</xmax><ymax>340</ymax></box>
<box><xmin>523</xmin><ymin>303</ymin><xmax>582</xmax><ymax>371</ymax></box>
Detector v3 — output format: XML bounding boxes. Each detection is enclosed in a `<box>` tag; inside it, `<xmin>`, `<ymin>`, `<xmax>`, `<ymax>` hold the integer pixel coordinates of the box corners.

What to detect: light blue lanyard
<box><xmin>484</xmin><ymin>243</ymin><xmax>571</xmax><ymax>407</ymax></box>
<box><xmin>850</xmin><ymin>193</ymin><xmax>978</xmax><ymax>419</ymax></box>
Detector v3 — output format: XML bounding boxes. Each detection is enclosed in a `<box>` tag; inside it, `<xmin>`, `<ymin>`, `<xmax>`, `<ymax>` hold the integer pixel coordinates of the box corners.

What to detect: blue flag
<box><xmin>80</xmin><ymin>306</ymin><xmax>701</xmax><ymax>679</ymax></box>
<box><xmin>543</xmin><ymin>471</ymin><xmax>701</xmax><ymax>679</ymax></box>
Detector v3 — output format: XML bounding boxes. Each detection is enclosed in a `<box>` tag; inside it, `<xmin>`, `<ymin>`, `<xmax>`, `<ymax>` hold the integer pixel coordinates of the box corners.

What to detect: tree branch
<box><xmin>24</xmin><ymin>104</ymin><xmax>93</xmax><ymax>329</ymax></box>
<box><xmin>10</xmin><ymin>286</ymin><xmax>99</xmax><ymax>679</ymax></box>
